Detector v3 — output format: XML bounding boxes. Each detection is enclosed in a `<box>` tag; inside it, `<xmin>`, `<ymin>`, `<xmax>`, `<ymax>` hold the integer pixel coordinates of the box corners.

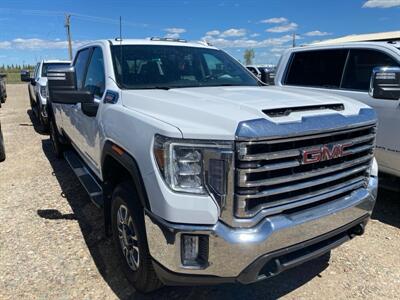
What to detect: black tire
<box><xmin>29</xmin><ymin>88</ymin><xmax>33</xmax><ymax>107</ymax></box>
<box><xmin>38</xmin><ymin>105</ymin><xmax>49</xmax><ymax>133</ymax></box>
<box><xmin>49</xmin><ymin>120</ymin><xmax>65</xmax><ymax>159</ymax></box>
<box><xmin>33</xmin><ymin>94</ymin><xmax>40</xmax><ymax>118</ymax></box>
<box><xmin>0</xmin><ymin>126</ymin><xmax>5</xmax><ymax>162</ymax></box>
<box><xmin>111</xmin><ymin>181</ymin><xmax>163</xmax><ymax>293</ymax></box>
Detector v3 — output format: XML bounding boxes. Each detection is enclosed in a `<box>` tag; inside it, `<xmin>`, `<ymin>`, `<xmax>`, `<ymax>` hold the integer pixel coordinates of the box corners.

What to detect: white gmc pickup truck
<box><xmin>47</xmin><ymin>38</ymin><xmax>378</xmax><ymax>293</ymax></box>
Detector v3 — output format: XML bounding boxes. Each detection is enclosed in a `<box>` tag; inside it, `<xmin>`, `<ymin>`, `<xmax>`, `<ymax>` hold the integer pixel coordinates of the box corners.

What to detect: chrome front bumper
<box><xmin>145</xmin><ymin>176</ymin><xmax>378</xmax><ymax>282</ymax></box>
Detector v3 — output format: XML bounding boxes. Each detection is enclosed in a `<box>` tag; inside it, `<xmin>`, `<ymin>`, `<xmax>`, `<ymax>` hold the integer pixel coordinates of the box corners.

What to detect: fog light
<box><xmin>181</xmin><ymin>234</ymin><xmax>209</xmax><ymax>268</ymax></box>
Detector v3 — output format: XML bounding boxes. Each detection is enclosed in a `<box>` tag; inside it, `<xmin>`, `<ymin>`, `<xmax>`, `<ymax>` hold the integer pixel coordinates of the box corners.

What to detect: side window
<box><xmin>34</xmin><ymin>63</ymin><xmax>40</xmax><ymax>79</ymax></box>
<box><xmin>285</xmin><ymin>49</ymin><xmax>348</xmax><ymax>88</ymax></box>
<box><xmin>341</xmin><ymin>49</ymin><xmax>400</xmax><ymax>91</ymax></box>
<box><xmin>84</xmin><ymin>47</ymin><xmax>105</xmax><ymax>98</ymax></box>
<box><xmin>74</xmin><ymin>48</ymin><xmax>91</xmax><ymax>90</ymax></box>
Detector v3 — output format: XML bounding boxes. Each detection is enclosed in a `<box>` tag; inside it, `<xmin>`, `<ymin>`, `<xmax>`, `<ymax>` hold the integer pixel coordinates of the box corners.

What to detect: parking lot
<box><xmin>0</xmin><ymin>84</ymin><xmax>399</xmax><ymax>299</ymax></box>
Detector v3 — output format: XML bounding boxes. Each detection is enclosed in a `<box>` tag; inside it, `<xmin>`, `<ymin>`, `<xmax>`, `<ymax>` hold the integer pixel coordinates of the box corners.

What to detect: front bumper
<box><xmin>145</xmin><ymin>176</ymin><xmax>378</xmax><ymax>284</ymax></box>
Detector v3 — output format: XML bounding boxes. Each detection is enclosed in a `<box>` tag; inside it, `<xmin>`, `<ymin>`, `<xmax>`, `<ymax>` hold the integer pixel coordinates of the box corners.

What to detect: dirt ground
<box><xmin>0</xmin><ymin>84</ymin><xmax>399</xmax><ymax>300</ymax></box>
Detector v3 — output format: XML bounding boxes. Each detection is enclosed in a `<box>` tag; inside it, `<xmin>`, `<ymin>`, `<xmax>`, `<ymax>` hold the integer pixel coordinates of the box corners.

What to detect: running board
<box><xmin>64</xmin><ymin>150</ymin><xmax>104</xmax><ymax>208</ymax></box>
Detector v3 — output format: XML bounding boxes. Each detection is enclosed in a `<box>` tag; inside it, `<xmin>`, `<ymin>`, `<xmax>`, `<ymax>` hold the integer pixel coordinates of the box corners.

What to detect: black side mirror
<box><xmin>30</xmin><ymin>78</ymin><xmax>36</xmax><ymax>86</ymax></box>
<box><xmin>20</xmin><ymin>70</ymin><xmax>31</xmax><ymax>82</ymax></box>
<box><xmin>369</xmin><ymin>66</ymin><xmax>400</xmax><ymax>100</ymax></box>
<box><xmin>48</xmin><ymin>66</ymin><xmax>94</xmax><ymax>105</ymax></box>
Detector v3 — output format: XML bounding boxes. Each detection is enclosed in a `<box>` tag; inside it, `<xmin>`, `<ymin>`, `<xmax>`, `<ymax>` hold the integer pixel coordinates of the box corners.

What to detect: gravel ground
<box><xmin>0</xmin><ymin>84</ymin><xmax>399</xmax><ymax>299</ymax></box>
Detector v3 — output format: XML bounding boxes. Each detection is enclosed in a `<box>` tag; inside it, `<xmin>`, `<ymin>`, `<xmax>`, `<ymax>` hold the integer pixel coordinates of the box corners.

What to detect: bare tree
<box><xmin>244</xmin><ymin>49</ymin><xmax>255</xmax><ymax>65</ymax></box>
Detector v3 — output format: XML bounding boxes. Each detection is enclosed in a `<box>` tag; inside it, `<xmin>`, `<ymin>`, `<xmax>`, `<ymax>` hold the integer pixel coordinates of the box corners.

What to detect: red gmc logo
<box><xmin>302</xmin><ymin>143</ymin><xmax>352</xmax><ymax>164</ymax></box>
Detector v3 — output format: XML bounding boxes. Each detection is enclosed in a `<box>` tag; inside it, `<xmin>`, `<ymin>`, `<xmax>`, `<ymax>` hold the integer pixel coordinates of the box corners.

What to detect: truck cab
<box><xmin>275</xmin><ymin>42</ymin><xmax>400</xmax><ymax>181</ymax></box>
<box><xmin>47</xmin><ymin>38</ymin><xmax>378</xmax><ymax>293</ymax></box>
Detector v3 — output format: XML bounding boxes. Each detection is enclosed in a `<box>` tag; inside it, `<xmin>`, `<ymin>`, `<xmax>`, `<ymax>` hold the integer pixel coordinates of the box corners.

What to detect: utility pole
<box><xmin>292</xmin><ymin>32</ymin><xmax>296</xmax><ymax>48</ymax></box>
<box><xmin>65</xmin><ymin>14</ymin><xmax>73</xmax><ymax>60</ymax></box>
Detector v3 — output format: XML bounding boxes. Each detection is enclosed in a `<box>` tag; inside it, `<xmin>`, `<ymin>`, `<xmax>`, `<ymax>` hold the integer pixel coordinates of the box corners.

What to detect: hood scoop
<box><xmin>263</xmin><ymin>103</ymin><xmax>344</xmax><ymax>118</ymax></box>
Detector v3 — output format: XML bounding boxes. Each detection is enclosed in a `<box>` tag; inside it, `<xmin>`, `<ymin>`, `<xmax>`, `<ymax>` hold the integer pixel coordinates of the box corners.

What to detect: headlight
<box><xmin>153</xmin><ymin>135</ymin><xmax>233</xmax><ymax>202</ymax></box>
<box><xmin>40</xmin><ymin>85</ymin><xmax>47</xmax><ymax>98</ymax></box>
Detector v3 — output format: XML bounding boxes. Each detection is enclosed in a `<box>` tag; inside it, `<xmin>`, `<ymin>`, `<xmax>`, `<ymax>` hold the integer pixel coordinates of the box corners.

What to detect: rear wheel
<box><xmin>49</xmin><ymin>120</ymin><xmax>65</xmax><ymax>159</ymax></box>
<box><xmin>111</xmin><ymin>182</ymin><xmax>163</xmax><ymax>293</ymax></box>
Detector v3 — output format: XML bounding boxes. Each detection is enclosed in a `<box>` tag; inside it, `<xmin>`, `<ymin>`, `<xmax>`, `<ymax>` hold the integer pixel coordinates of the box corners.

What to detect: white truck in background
<box><xmin>46</xmin><ymin>38</ymin><xmax>378</xmax><ymax>293</ymax></box>
<box><xmin>275</xmin><ymin>41</ymin><xmax>400</xmax><ymax>188</ymax></box>
<box><xmin>22</xmin><ymin>60</ymin><xmax>70</xmax><ymax>130</ymax></box>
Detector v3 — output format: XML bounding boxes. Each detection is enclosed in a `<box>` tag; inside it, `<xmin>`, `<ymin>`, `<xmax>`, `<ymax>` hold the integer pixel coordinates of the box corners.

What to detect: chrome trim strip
<box><xmin>238</xmin><ymin>133</ymin><xmax>375</xmax><ymax>162</ymax></box>
<box><xmin>237</xmin><ymin>175</ymin><xmax>366</xmax><ymax>200</ymax></box>
<box><xmin>238</xmin><ymin>160</ymin><xmax>301</xmax><ymax>174</ymax></box>
<box><xmin>235</xmin><ymin>108</ymin><xmax>377</xmax><ymax>141</ymax></box>
<box><xmin>237</xmin><ymin>124</ymin><xmax>376</xmax><ymax>146</ymax></box>
<box><xmin>236</xmin><ymin>177</ymin><xmax>366</xmax><ymax>218</ymax></box>
<box><xmin>238</xmin><ymin>155</ymin><xmax>372</xmax><ymax>187</ymax></box>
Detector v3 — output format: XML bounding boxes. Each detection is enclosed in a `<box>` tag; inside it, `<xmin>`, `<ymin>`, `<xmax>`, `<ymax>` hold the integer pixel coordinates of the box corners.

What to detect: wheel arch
<box><xmin>101</xmin><ymin>140</ymin><xmax>151</xmax><ymax>234</ymax></box>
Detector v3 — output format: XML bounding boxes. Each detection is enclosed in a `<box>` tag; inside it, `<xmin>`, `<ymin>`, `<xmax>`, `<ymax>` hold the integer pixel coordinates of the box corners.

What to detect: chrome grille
<box><xmin>235</xmin><ymin>124</ymin><xmax>376</xmax><ymax>218</ymax></box>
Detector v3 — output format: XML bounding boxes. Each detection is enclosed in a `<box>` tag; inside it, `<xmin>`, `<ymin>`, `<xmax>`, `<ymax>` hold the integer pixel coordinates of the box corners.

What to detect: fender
<box><xmin>101</xmin><ymin>141</ymin><xmax>151</xmax><ymax>234</ymax></box>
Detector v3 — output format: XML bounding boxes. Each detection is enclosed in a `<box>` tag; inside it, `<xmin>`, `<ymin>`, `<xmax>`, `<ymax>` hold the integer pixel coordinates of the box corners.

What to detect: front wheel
<box><xmin>111</xmin><ymin>182</ymin><xmax>163</xmax><ymax>293</ymax></box>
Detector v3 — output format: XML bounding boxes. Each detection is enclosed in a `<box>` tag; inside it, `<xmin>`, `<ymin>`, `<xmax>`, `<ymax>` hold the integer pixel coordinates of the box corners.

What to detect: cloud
<box><xmin>266</xmin><ymin>22</ymin><xmax>298</xmax><ymax>33</ymax></box>
<box><xmin>0</xmin><ymin>38</ymin><xmax>90</xmax><ymax>50</ymax></box>
<box><xmin>164</xmin><ymin>27</ymin><xmax>186</xmax><ymax>38</ymax></box>
<box><xmin>206</xmin><ymin>30</ymin><xmax>220</xmax><ymax>36</ymax></box>
<box><xmin>304</xmin><ymin>30</ymin><xmax>331</xmax><ymax>36</ymax></box>
<box><xmin>202</xmin><ymin>34</ymin><xmax>300</xmax><ymax>48</ymax></box>
<box><xmin>220</xmin><ymin>28</ymin><xmax>247</xmax><ymax>37</ymax></box>
<box><xmin>363</xmin><ymin>0</ymin><xmax>400</xmax><ymax>8</ymax></box>
<box><xmin>260</xmin><ymin>17</ymin><xmax>288</xmax><ymax>24</ymax></box>
<box><xmin>250</xmin><ymin>33</ymin><xmax>260</xmax><ymax>37</ymax></box>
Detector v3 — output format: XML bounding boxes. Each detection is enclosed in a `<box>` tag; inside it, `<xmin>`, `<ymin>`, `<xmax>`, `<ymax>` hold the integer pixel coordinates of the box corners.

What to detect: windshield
<box><xmin>42</xmin><ymin>63</ymin><xmax>70</xmax><ymax>77</ymax></box>
<box><xmin>111</xmin><ymin>45</ymin><xmax>259</xmax><ymax>89</ymax></box>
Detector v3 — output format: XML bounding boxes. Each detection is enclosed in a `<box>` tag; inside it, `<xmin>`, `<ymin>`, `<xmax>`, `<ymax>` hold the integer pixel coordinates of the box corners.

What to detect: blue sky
<box><xmin>0</xmin><ymin>0</ymin><xmax>399</xmax><ymax>65</ymax></box>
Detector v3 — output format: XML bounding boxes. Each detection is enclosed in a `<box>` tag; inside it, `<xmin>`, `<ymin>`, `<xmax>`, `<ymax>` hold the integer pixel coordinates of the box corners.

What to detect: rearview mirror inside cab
<box><xmin>47</xmin><ymin>66</ymin><xmax>93</xmax><ymax>105</ymax></box>
<box><xmin>369</xmin><ymin>66</ymin><xmax>400</xmax><ymax>100</ymax></box>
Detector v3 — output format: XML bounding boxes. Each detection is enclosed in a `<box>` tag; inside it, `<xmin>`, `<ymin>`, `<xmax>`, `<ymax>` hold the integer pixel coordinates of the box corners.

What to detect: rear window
<box><xmin>42</xmin><ymin>63</ymin><xmax>70</xmax><ymax>77</ymax></box>
<box><xmin>285</xmin><ymin>49</ymin><xmax>348</xmax><ymax>88</ymax></box>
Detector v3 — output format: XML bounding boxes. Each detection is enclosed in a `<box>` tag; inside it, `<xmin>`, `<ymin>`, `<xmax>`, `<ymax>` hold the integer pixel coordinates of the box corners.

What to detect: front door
<box><xmin>69</xmin><ymin>46</ymin><xmax>106</xmax><ymax>176</ymax></box>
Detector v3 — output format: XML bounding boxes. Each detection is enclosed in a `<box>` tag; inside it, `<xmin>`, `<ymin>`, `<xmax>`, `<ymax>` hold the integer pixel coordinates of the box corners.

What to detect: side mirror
<box><xmin>20</xmin><ymin>70</ymin><xmax>31</xmax><ymax>82</ymax></box>
<box><xmin>30</xmin><ymin>78</ymin><xmax>36</xmax><ymax>86</ymax></box>
<box><xmin>369</xmin><ymin>66</ymin><xmax>400</xmax><ymax>100</ymax></box>
<box><xmin>47</xmin><ymin>66</ymin><xmax>94</xmax><ymax>105</ymax></box>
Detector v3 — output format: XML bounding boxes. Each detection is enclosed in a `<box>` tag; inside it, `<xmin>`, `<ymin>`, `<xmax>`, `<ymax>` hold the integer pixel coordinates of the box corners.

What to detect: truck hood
<box><xmin>121</xmin><ymin>86</ymin><xmax>370</xmax><ymax>140</ymax></box>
